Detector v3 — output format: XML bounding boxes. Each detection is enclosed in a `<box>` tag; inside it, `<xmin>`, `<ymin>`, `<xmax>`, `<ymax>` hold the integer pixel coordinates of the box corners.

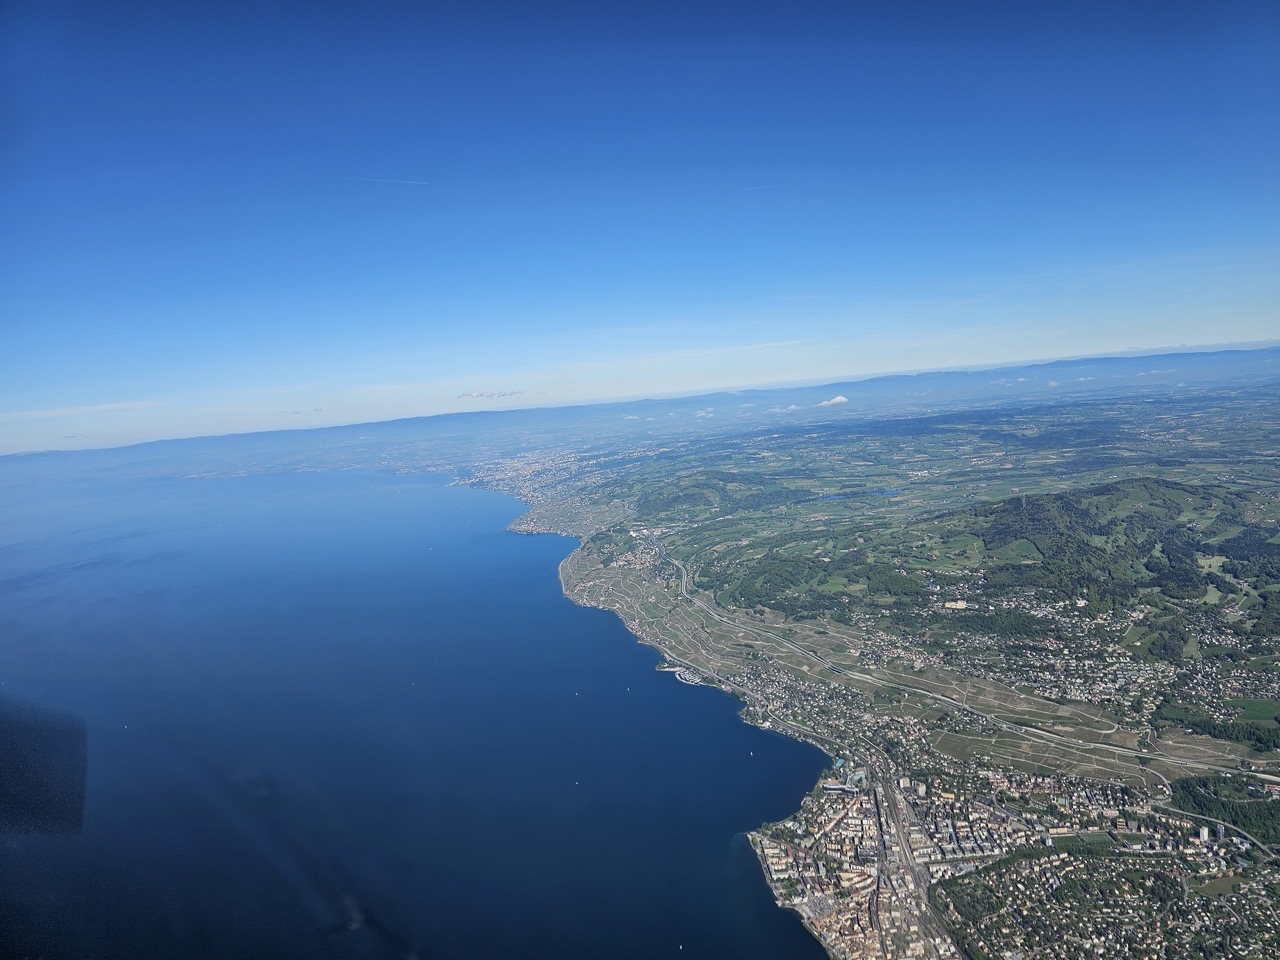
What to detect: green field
<box><xmin>1229</xmin><ymin>699</ymin><xmax>1280</xmax><ymax>728</ymax></box>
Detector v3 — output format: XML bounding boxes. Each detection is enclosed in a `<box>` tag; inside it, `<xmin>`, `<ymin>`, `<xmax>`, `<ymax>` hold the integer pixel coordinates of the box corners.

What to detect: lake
<box><xmin>0</xmin><ymin>465</ymin><xmax>828</xmax><ymax>959</ymax></box>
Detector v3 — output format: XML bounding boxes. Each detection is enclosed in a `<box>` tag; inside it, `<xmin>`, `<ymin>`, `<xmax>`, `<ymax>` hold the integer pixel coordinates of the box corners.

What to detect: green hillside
<box><xmin>695</xmin><ymin>477</ymin><xmax>1280</xmax><ymax>638</ymax></box>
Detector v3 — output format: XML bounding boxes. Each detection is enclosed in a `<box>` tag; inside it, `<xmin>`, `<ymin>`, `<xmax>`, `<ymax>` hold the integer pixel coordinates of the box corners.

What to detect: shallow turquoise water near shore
<box><xmin>0</xmin><ymin>468</ymin><xmax>828</xmax><ymax>959</ymax></box>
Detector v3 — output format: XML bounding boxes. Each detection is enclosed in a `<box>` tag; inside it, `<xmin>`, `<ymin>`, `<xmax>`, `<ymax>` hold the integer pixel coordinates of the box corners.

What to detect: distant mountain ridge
<box><xmin>4</xmin><ymin>345</ymin><xmax>1279</xmax><ymax>472</ymax></box>
<box><xmin>278</xmin><ymin>342</ymin><xmax>1280</xmax><ymax>440</ymax></box>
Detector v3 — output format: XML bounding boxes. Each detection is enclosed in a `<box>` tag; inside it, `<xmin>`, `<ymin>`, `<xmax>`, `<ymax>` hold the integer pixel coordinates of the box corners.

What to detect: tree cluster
<box><xmin>1171</xmin><ymin>775</ymin><xmax>1280</xmax><ymax>843</ymax></box>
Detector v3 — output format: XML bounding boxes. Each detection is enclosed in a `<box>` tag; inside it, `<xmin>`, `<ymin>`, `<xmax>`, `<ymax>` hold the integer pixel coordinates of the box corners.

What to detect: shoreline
<box><xmin>748</xmin><ymin>831</ymin><xmax>835</xmax><ymax>957</ymax></box>
<box><xmin>501</xmin><ymin>504</ymin><xmax>840</xmax><ymax>959</ymax></box>
<box><xmin>555</xmin><ymin>545</ymin><xmax>842</xmax><ymax>955</ymax></box>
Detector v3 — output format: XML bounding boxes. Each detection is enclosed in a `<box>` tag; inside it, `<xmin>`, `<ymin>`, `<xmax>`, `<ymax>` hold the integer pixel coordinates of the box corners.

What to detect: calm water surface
<box><xmin>0</xmin><ymin>468</ymin><xmax>827</xmax><ymax>959</ymax></box>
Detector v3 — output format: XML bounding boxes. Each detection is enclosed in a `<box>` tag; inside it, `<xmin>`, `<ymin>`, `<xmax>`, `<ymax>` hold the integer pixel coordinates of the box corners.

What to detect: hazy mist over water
<box><xmin>0</xmin><ymin>467</ymin><xmax>827</xmax><ymax>959</ymax></box>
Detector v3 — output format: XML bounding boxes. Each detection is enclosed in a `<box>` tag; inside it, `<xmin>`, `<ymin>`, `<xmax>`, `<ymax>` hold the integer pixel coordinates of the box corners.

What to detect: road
<box><xmin>651</xmin><ymin>537</ymin><xmax>1279</xmax><ymax>834</ymax></box>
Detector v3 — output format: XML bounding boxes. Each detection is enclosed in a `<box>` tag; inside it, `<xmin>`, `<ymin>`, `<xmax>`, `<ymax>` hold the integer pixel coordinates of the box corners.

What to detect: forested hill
<box><xmin>962</xmin><ymin>478</ymin><xmax>1243</xmax><ymax>604</ymax></box>
<box><xmin>698</xmin><ymin>477</ymin><xmax>1280</xmax><ymax>638</ymax></box>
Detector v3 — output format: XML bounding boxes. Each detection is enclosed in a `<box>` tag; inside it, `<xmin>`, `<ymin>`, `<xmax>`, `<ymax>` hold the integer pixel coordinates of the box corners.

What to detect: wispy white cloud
<box><xmin>817</xmin><ymin>395</ymin><xmax>848</xmax><ymax>407</ymax></box>
<box><xmin>0</xmin><ymin>399</ymin><xmax>161</xmax><ymax>422</ymax></box>
<box><xmin>457</xmin><ymin>390</ymin><xmax>523</xmax><ymax>400</ymax></box>
<box><xmin>620</xmin><ymin>339</ymin><xmax>810</xmax><ymax>367</ymax></box>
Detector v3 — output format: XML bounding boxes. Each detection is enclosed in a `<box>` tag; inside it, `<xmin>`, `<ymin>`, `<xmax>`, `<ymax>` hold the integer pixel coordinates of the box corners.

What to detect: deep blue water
<box><xmin>0</xmin><ymin>468</ymin><xmax>827</xmax><ymax>959</ymax></box>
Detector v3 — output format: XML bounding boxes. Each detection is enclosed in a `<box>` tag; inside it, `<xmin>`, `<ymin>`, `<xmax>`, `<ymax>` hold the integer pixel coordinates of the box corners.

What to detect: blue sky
<box><xmin>2</xmin><ymin>0</ymin><xmax>1277</xmax><ymax>453</ymax></box>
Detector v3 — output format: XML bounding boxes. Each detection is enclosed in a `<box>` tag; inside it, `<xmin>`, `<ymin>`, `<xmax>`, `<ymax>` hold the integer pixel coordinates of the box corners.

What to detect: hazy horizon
<box><xmin>2</xmin><ymin>339</ymin><xmax>1277</xmax><ymax>458</ymax></box>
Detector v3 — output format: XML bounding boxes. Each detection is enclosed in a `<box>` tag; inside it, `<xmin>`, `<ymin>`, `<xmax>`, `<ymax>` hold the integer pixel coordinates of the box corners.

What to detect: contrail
<box><xmin>357</xmin><ymin>178</ymin><xmax>430</xmax><ymax>185</ymax></box>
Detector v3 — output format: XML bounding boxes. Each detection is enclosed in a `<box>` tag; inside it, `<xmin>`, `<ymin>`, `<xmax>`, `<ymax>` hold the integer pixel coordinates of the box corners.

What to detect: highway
<box><xmin>651</xmin><ymin>537</ymin><xmax>1268</xmax><ymax>792</ymax></box>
